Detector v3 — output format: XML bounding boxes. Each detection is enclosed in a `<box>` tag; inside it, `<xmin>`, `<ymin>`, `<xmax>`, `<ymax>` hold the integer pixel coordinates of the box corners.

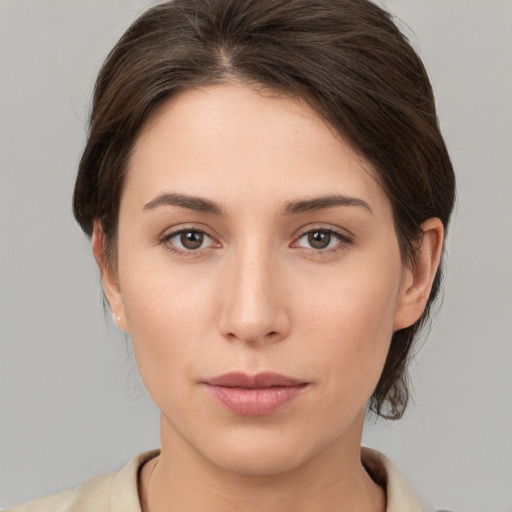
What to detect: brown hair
<box><xmin>73</xmin><ymin>0</ymin><xmax>455</xmax><ymax>419</ymax></box>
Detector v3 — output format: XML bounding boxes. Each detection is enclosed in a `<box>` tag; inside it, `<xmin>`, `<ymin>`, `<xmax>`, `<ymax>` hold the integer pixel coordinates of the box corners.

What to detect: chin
<box><xmin>195</xmin><ymin>426</ymin><xmax>332</xmax><ymax>477</ymax></box>
<box><xmin>210</xmin><ymin>446</ymin><xmax>310</xmax><ymax>476</ymax></box>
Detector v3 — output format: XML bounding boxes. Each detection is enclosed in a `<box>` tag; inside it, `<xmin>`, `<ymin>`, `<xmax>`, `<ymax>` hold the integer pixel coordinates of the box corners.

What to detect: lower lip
<box><xmin>204</xmin><ymin>384</ymin><xmax>307</xmax><ymax>416</ymax></box>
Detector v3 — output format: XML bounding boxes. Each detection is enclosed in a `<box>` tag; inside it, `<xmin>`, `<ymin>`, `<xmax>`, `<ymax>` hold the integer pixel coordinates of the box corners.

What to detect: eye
<box><xmin>295</xmin><ymin>229</ymin><xmax>351</xmax><ymax>251</ymax></box>
<box><xmin>164</xmin><ymin>229</ymin><xmax>215</xmax><ymax>252</ymax></box>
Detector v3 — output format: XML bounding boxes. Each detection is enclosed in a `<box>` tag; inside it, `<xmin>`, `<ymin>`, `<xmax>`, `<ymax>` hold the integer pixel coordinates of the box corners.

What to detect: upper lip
<box><xmin>203</xmin><ymin>372</ymin><xmax>306</xmax><ymax>388</ymax></box>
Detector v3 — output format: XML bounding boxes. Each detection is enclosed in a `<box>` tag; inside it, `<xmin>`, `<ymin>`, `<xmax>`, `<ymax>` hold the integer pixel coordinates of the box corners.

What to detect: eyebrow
<box><xmin>283</xmin><ymin>194</ymin><xmax>373</xmax><ymax>216</ymax></box>
<box><xmin>143</xmin><ymin>193</ymin><xmax>225</xmax><ymax>215</ymax></box>
<box><xmin>143</xmin><ymin>192</ymin><xmax>372</xmax><ymax>216</ymax></box>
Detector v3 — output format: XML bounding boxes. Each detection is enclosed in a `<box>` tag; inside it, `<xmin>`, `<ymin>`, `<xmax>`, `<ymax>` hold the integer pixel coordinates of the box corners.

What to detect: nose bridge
<box><xmin>218</xmin><ymin>236</ymin><xmax>289</xmax><ymax>345</ymax></box>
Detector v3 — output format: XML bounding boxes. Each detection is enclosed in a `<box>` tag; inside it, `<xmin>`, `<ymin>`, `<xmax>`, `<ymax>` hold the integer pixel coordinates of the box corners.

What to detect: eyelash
<box><xmin>160</xmin><ymin>228</ymin><xmax>218</xmax><ymax>258</ymax></box>
<box><xmin>292</xmin><ymin>228</ymin><xmax>353</xmax><ymax>255</ymax></box>
<box><xmin>160</xmin><ymin>227</ymin><xmax>353</xmax><ymax>257</ymax></box>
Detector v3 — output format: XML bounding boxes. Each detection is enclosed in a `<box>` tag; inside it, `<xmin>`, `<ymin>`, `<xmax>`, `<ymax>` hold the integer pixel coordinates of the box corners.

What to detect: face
<box><xmin>99</xmin><ymin>84</ymin><xmax>424</xmax><ymax>475</ymax></box>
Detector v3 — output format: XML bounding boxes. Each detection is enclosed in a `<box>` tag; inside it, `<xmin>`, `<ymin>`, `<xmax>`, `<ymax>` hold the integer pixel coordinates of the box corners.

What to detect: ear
<box><xmin>92</xmin><ymin>220</ymin><xmax>129</xmax><ymax>331</ymax></box>
<box><xmin>393</xmin><ymin>218</ymin><xmax>444</xmax><ymax>331</ymax></box>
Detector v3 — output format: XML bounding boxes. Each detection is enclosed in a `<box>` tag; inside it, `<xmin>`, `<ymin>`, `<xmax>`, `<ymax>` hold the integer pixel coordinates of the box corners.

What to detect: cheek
<box><xmin>118</xmin><ymin>255</ymin><xmax>221</xmax><ymax>392</ymax></box>
<box><xmin>296</xmin><ymin>253</ymin><xmax>403</xmax><ymax>400</ymax></box>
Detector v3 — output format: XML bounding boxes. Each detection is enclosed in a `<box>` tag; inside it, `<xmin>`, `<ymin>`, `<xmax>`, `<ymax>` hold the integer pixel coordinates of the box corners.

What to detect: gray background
<box><xmin>1</xmin><ymin>1</ymin><xmax>511</xmax><ymax>510</ymax></box>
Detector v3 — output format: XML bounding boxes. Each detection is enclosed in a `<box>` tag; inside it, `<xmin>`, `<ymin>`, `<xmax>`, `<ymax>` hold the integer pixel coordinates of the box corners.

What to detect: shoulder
<box><xmin>5</xmin><ymin>449</ymin><xmax>160</xmax><ymax>512</ymax></box>
<box><xmin>361</xmin><ymin>446</ymin><xmax>423</xmax><ymax>512</ymax></box>
<box><xmin>5</xmin><ymin>472</ymin><xmax>114</xmax><ymax>512</ymax></box>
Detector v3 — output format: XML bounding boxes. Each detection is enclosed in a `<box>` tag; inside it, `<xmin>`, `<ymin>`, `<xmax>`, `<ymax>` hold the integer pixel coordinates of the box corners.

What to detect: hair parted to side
<box><xmin>73</xmin><ymin>0</ymin><xmax>455</xmax><ymax>419</ymax></box>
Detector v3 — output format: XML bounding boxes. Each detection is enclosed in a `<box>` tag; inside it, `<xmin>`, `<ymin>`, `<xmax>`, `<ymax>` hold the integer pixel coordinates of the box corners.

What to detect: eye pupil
<box><xmin>181</xmin><ymin>231</ymin><xmax>204</xmax><ymax>250</ymax></box>
<box><xmin>308</xmin><ymin>231</ymin><xmax>331</xmax><ymax>249</ymax></box>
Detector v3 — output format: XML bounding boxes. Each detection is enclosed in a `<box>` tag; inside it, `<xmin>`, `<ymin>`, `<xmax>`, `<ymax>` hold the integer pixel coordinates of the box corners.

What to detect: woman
<box><xmin>9</xmin><ymin>0</ymin><xmax>455</xmax><ymax>510</ymax></box>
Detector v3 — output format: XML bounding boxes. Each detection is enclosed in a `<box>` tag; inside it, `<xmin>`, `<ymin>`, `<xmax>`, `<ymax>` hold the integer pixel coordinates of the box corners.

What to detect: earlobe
<box><xmin>393</xmin><ymin>218</ymin><xmax>444</xmax><ymax>331</ymax></box>
<box><xmin>92</xmin><ymin>221</ymin><xmax>128</xmax><ymax>331</ymax></box>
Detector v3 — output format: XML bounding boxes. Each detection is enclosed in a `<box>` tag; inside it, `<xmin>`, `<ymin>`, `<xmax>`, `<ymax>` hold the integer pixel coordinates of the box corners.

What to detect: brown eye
<box><xmin>307</xmin><ymin>230</ymin><xmax>332</xmax><ymax>249</ymax></box>
<box><xmin>180</xmin><ymin>231</ymin><xmax>204</xmax><ymax>250</ymax></box>
<box><xmin>294</xmin><ymin>228</ymin><xmax>351</xmax><ymax>253</ymax></box>
<box><xmin>164</xmin><ymin>229</ymin><xmax>214</xmax><ymax>253</ymax></box>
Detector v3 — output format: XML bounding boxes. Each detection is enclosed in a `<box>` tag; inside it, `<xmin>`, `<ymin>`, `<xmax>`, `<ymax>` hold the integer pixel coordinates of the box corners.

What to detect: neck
<box><xmin>139</xmin><ymin>412</ymin><xmax>385</xmax><ymax>512</ymax></box>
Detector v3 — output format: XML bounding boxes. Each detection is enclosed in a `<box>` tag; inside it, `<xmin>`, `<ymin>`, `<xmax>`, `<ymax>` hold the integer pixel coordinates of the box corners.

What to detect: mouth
<box><xmin>202</xmin><ymin>372</ymin><xmax>309</xmax><ymax>416</ymax></box>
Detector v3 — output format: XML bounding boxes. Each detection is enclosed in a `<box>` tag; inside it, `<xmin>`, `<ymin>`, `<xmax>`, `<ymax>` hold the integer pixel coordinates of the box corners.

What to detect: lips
<box><xmin>203</xmin><ymin>372</ymin><xmax>308</xmax><ymax>416</ymax></box>
<box><xmin>204</xmin><ymin>372</ymin><xmax>305</xmax><ymax>388</ymax></box>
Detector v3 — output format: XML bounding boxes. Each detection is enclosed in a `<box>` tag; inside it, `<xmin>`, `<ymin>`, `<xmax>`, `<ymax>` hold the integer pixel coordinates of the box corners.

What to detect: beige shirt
<box><xmin>7</xmin><ymin>447</ymin><xmax>422</xmax><ymax>512</ymax></box>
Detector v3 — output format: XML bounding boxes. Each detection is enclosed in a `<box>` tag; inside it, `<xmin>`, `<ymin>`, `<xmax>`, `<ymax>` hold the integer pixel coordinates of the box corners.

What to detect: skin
<box><xmin>93</xmin><ymin>83</ymin><xmax>443</xmax><ymax>512</ymax></box>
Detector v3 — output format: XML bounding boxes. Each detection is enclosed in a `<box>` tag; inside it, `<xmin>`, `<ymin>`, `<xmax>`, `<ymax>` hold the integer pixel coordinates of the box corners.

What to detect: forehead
<box><xmin>125</xmin><ymin>84</ymin><xmax>390</xmax><ymax>215</ymax></box>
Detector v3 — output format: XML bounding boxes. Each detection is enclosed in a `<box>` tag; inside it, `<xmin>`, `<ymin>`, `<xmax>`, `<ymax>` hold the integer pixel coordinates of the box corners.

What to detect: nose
<box><xmin>217</xmin><ymin>243</ymin><xmax>291</xmax><ymax>346</ymax></box>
